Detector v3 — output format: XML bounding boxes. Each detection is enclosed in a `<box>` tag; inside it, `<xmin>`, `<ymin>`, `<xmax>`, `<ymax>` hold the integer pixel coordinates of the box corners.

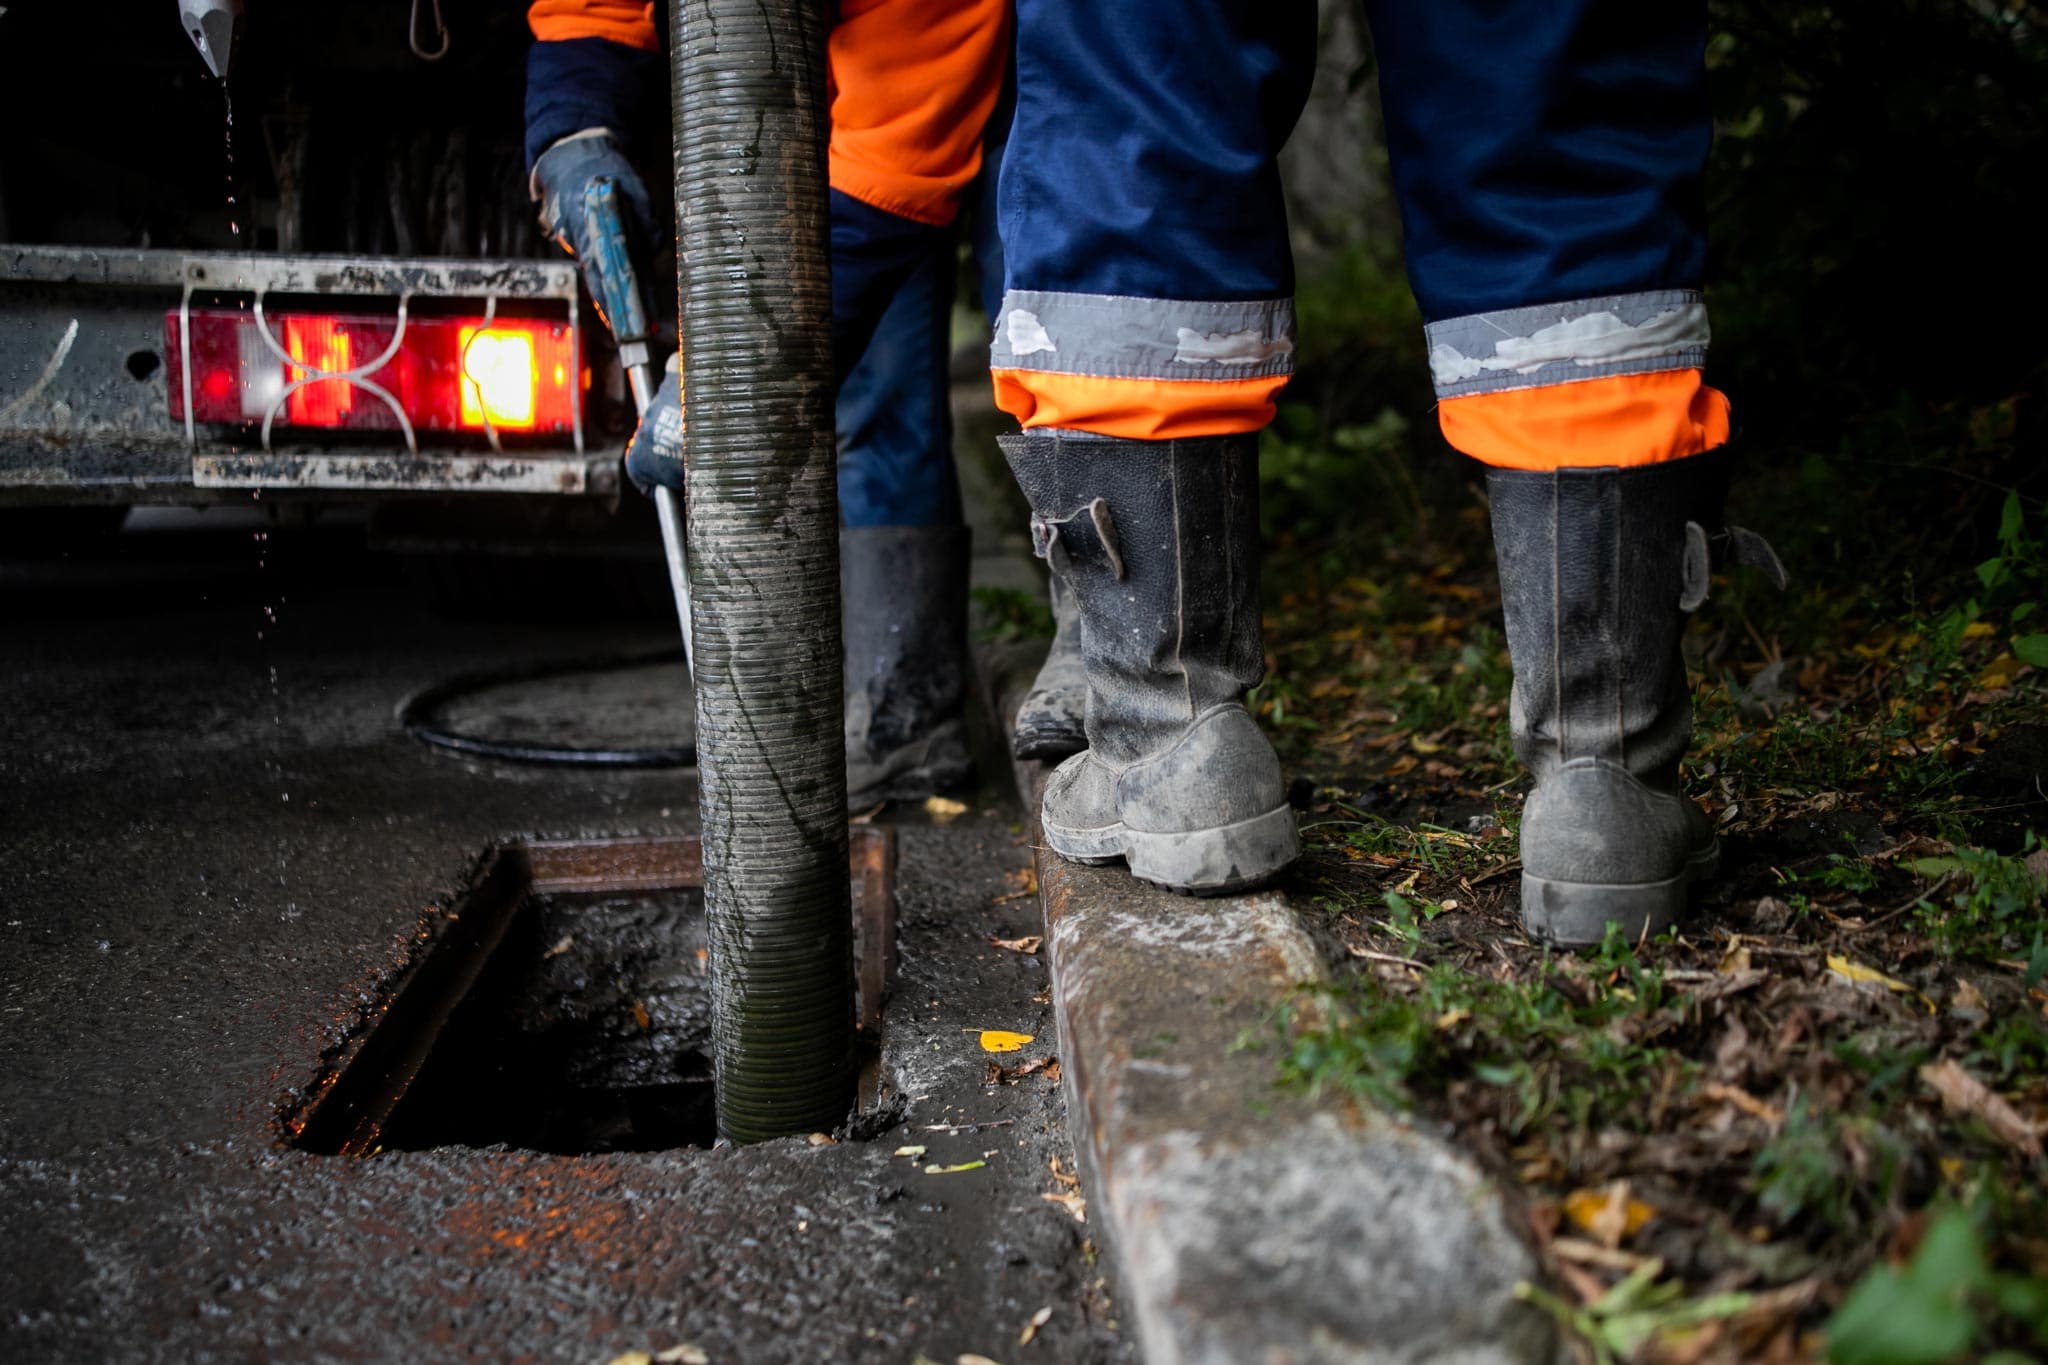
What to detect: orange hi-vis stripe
<box><xmin>990</xmin><ymin>370</ymin><xmax>1287</xmax><ymax>440</ymax></box>
<box><xmin>1438</xmin><ymin>369</ymin><xmax>1732</xmax><ymax>470</ymax></box>
<box><xmin>528</xmin><ymin>0</ymin><xmax>657</xmax><ymax>51</ymax></box>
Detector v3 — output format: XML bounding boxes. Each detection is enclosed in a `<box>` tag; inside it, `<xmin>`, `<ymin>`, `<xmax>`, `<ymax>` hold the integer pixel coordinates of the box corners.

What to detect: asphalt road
<box><xmin>0</xmin><ymin>510</ymin><xmax>1126</xmax><ymax>1364</ymax></box>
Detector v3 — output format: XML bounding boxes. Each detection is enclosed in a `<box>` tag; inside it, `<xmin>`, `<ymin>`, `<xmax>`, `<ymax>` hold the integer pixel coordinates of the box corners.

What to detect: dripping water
<box><xmin>252</xmin><ymin>491</ymin><xmax>298</xmax><ymax>922</ymax></box>
<box><xmin>223</xmin><ymin>85</ymin><xmax>242</xmax><ymax>245</ymax></box>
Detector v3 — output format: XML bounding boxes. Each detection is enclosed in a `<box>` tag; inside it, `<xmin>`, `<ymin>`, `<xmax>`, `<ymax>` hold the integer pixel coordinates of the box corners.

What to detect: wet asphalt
<box><xmin>0</xmin><ymin>511</ymin><xmax>1126</xmax><ymax>1363</ymax></box>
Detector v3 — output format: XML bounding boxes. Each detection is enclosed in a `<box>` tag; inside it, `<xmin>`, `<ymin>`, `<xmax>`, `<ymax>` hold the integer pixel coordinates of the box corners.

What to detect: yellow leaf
<box><xmin>924</xmin><ymin>1160</ymin><xmax>987</xmax><ymax>1175</ymax></box>
<box><xmin>893</xmin><ymin>1145</ymin><xmax>927</xmax><ymax>1158</ymax></box>
<box><xmin>1563</xmin><ymin>1182</ymin><xmax>1657</xmax><ymax>1247</ymax></box>
<box><xmin>1410</xmin><ymin>737</ymin><xmax>1444</xmax><ymax>755</ymax></box>
<box><xmin>1961</xmin><ymin>621</ymin><xmax>1998</xmax><ymax>640</ymax></box>
<box><xmin>925</xmin><ymin>796</ymin><xmax>970</xmax><ymax>823</ymax></box>
<box><xmin>1976</xmin><ymin>654</ymin><xmax>2024</xmax><ymax>690</ymax></box>
<box><xmin>1019</xmin><ymin>1306</ymin><xmax>1053</xmax><ymax>1348</ymax></box>
<box><xmin>609</xmin><ymin>1355</ymin><xmax>654</xmax><ymax>1365</ymax></box>
<box><xmin>1826</xmin><ymin>954</ymin><xmax>1912</xmax><ymax>993</ymax></box>
<box><xmin>1435</xmin><ymin>1008</ymin><xmax>1472</xmax><ymax>1031</ymax></box>
<box><xmin>979</xmin><ymin>1029</ymin><xmax>1035</xmax><ymax>1053</ymax></box>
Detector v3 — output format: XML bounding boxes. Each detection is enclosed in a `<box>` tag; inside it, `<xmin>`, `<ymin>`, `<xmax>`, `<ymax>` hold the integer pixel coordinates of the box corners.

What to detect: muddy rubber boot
<box><xmin>1011</xmin><ymin>575</ymin><xmax>1087</xmax><ymax>761</ymax></box>
<box><xmin>842</xmin><ymin>525</ymin><xmax>975</xmax><ymax>804</ymax></box>
<box><xmin>1000</xmin><ymin>432</ymin><xmax>1298</xmax><ymax>894</ymax></box>
<box><xmin>1488</xmin><ymin>447</ymin><xmax>1784</xmax><ymax>947</ymax></box>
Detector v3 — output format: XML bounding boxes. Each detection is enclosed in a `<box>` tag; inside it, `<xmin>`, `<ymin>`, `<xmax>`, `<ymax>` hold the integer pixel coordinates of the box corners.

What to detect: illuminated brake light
<box><xmin>283</xmin><ymin>316</ymin><xmax>356</xmax><ymax>427</ymax></box>
<box><xmin>459</xmin><ymin>326</ymin><xmax>536</xmax><ymax>429</ymax></box>
<box><xmin>165</xmin><ymin>310</ymin><xmax>579</xmax><ymax>436</ymax></box>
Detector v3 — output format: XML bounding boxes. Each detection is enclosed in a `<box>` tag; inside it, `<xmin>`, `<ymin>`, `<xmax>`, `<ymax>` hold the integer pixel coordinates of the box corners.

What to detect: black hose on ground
<box><xmin>671</xmin><ymin>0</ymin><xmax>852</xmax><ymax>1142</ymax></box>
<box><xmin>395</xmin><ymin>653</ymin><xmax>695</xmax><ymax>768</ymax></box>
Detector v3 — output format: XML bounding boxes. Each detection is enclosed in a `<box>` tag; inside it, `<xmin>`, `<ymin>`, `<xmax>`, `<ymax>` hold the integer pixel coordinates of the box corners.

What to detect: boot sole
<box><xmin>1521</xmin><ymin>837</ymin><xmax>1720</xmax><ymax>949</ymax></box>
<box><xmin>1042</xmin><ymin>804</ymin><xmax>1300</xmax><ymax>896</ymax></box>
<box><xmin>1011</xmin><ymin>722</ymin><xmax>1087</xmax><ymax>762</ymax></box>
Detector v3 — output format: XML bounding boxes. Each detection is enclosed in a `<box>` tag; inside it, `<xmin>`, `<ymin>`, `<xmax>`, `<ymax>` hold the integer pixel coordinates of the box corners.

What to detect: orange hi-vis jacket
<box><xmin>528</xmin><ymin>0</ymin><xmax>1011</xmax><ymax>229</ymax></box>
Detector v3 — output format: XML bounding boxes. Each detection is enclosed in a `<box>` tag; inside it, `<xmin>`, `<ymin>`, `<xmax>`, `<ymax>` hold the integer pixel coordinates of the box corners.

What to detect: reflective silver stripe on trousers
<box><xmin>1425</xmin><ymin>290</ymin><xmax>1710</xmax><ymax>400</ymax></box>
<box><xmin>991</xmin><ymin>290</ymin><xmax>1296</xmax><ymax>381</ymax></box>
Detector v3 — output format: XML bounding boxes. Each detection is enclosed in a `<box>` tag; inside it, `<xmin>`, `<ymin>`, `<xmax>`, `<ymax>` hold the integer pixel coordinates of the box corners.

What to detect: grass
<box><xmin>1252</xmin><ymin>431</ymin><xmax>2048</xmax><ymax>1361</ymax></box>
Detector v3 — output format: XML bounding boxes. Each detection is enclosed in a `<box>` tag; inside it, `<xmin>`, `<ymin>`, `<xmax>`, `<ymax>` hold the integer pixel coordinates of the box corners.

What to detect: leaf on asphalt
<box><xmin>924</xmin><ymin>1160</ymin><xmax>987</xmax><ymax>1174</ymax></box>
<box><xmin>806</xmin><ymin>1132</ymin><xmax>836</xmax><ymax>1146</ymax></box>
<box><xmin>1018</xmin><ymin>1306</ymin><xmax>1053</xmax><ymax>1347</ymax></box>
<box><xmin>977</xmin><ymin>1029</ymin><xmax>1035</xmax><ymax>1053</ymax></box>
<box><xmin>991</xmin><ymin>935</ymin><xmax>1043</xmax><ymax>955</ymax></box>
<box><xmin>925</xmin><ymin>796</ymin><xmax>970</xmax><ymax>824</ymax></box>
<box><xmin>1564</xmin><ymin>1181</ymin><xmax>1657</xmax><ymax>1248</ymax></box>
<box><xmin>543</xmin><ymin>934</ymin><xmax>573</xmax><ymax>959</ymax></box>
<box><xmin>992</xmin><ymin>866</ymin><xmax>1039</xmax><ymax>904</ymax></box>
<box><xmin>654</xmin><ymin>1347</ymin><xmax>710</xmax><ymax>1365</ymax></box>
<box><xmin>957</xmin><ymin>1355</ymin><xmax>1005</xmax><ymax>1365</ymax></box>
<box><xmin>630</xmin><ymin>1000</ymin><xmax>652</xmax><ymax>1031</ymax></box>
<box><xmin>608</xmin><ymin>1354</ymin><xmax>653</xmax><ymax>1365</ymax></box>
<box><xmin>987</xmin><ymin>1055</ymin><xmax>1060</xmax><ymax>1085</ymax></box>
<box><xmin>892</xmin><ymin>1144</ymin><xmax>927</xmax><ymax>1158</ymax></box>
<box><xmin>1918</xmin><ymin>1059</ymin><xmax>2044</xmax><ymax>1158</ymax></box>
<box><xmin>1041</xmin><ymin>1190</ymin><xmax>1087</xmax><ymax>1223</ymax></box>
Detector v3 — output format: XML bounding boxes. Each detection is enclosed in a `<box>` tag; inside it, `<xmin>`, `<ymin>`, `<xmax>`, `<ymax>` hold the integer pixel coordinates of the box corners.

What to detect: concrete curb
<box><xmin>979</xmin><ymin>644</ymin><xmax>1558</xmax><ymax>1365</ymax></box>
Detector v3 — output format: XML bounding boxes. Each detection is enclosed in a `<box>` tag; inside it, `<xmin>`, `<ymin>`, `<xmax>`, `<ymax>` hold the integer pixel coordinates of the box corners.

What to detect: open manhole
<box><xmin>286</xmin><ymin>832</ymin><xmax>895</xmax><ymax>1156</ymax></box>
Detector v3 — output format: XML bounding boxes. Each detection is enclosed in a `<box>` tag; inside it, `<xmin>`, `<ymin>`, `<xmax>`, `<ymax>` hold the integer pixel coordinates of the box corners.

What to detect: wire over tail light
<box><xmin>166</xmin><ymin>308</ymin><xmax>578</xmax><ymax>437</ymax></box>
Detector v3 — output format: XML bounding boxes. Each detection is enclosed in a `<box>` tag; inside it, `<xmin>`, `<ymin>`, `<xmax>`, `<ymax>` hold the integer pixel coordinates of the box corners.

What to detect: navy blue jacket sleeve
<box><xmin>524</xmin><ymin>37</ymin><xmax>666</xmax><ymax>171</ymax></box>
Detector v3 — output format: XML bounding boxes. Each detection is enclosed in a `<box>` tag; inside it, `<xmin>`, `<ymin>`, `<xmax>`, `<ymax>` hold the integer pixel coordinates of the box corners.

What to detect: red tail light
<box><xmin>166</xmin><ymin>309</ymin><xmax>578</xmax><ymax>437</ymax></box>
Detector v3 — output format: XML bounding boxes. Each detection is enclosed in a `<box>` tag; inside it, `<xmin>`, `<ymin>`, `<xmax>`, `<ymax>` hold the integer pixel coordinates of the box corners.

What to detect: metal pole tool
<box><xmin>581</xmin><ymin>177</ymin><xmax>695</xmax><ymax>672</ymax></box>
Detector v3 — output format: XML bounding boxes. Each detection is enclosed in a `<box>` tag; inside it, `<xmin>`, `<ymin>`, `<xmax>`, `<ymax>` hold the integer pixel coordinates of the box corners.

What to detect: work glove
<box><xmin>530</xmin><ymin>129</ymin><xmax>657</xmax><ymax>339</ymax></box>
<box><xmin>624</xmin><ymin>353</ymin><xmax>685</xmax><ymax>495</ymax></box>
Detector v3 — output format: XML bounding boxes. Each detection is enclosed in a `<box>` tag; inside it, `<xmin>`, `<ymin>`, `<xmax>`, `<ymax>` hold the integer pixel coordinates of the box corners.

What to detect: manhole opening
<box><xmin>374</xmin><ymin>885</ymin><xmax>720</xmax><ymax>1155</ymax></box>
<box><xmin>287</xmin><ymin>833</ymin><xmax>896</xmax><ymax>1157</ymax></box>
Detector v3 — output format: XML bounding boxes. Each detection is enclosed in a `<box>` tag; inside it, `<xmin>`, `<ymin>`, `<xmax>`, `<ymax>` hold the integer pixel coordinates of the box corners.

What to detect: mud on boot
<box><xmin>1001</xmin><ymin>432</ymin><xmax>1298</xmax><ymax>894</ymax></box>
<box><xmin>842</xmin><ymin>525</ymin><xmax>975</xmax><ymax>804</ymax></box>
<box><xmin>1487</xmin><ymin>447</ymin><xmax>1784</xmax><ymax>947</ymax></box>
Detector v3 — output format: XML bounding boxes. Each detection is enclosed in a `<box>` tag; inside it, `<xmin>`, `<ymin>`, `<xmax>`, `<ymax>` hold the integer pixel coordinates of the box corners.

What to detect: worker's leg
<box><xmin>835</xmin><ymin>239</ymin><xmax>975</xmax><ymax>803</ymax></box>
<box><xmin>1365</xmin><ymin>0</ymin><xmax>1774</xmax><ymax>943</ymax></box>
<box><xmin>992</xmin><ymin>0</ymin><xmax>1314</xmax><ymax>892</ymax></box>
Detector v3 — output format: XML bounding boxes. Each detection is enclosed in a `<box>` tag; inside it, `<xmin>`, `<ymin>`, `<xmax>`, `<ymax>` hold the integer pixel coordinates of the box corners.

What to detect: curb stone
<box><xmin>979</xmin><ymin>640</ymin><xmax>1559</xmax><ymax>1365</ymax></box>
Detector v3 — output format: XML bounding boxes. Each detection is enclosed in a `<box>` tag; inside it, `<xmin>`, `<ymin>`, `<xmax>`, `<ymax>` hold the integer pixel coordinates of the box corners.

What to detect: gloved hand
<box><xmin>530</xmin><ymin>129</ymin><xmax>657</xmax><ymax>338</ymax></box>
<box><xmin>625</xmin><ymin>353</ymin><xmax>685</xmax><ymax>495</ymax></box>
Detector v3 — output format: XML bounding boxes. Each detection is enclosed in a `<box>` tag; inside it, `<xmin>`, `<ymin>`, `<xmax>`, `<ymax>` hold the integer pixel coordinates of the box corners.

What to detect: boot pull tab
<box><xmin>1028</xmin><ymin>498</ymin><xmax>1127</xmax><ymax>581</ymax></box>
<box><xmin>1680</xmin><ymin>522</ymin><xmax>1713</xmax><ymax>612</ymax></box>
<box><xmin>1678</xmin><ymin>520</ymin><xmax>1791</xmax><ymax>612</ymax></box>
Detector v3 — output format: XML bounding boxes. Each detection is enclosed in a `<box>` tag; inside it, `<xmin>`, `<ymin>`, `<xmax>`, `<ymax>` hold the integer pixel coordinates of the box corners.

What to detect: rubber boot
<box><xmin>1487</xmin><ymin>447</ymin><xmax>1783</xmax><ymax>947</ymax></box>
<box><xmin>1011</xmin><ymin>575</ymin><xmax>1087</xmax><ymax>761</ymax></box>
<box><xmin>1000</xmin><ymin>432</ymin><xmax>1299</xmax><ymax>894</ymax></box>
<box><xmin>842</xmin><ymin>525</ymin><xmax>975</xmax><ymax>804</ymax></box>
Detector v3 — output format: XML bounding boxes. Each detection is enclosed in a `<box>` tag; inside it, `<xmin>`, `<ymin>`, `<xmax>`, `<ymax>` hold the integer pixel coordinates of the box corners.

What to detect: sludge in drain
<box><xmin>285</xmin><ymin>833</ymin><xmax>896</xmax><ymax>1157</ymax></box>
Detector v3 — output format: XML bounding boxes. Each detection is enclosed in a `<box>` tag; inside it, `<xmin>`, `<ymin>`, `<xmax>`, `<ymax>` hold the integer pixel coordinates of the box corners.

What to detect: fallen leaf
<box><xmin>630</xmin><ymin>1001</ymin><xmax>652</xmax><ymax>1031</ymax></box>
<box><xmin>991</xmin><ymin>936</ymin><xmax>1043</xmax><ymax>955</ymax></box>
<box><xmin>1698</xmin><ymin>1081</ymin><xmax>1783</xmax><ymax>1124</ymax></box>
<box><xmin>925</xmin><ymin>1160</ymin><xmax>987</xmax><ymax>1175</ymax></box>
<box><xmin>957</xmin><ymin>1356</ymin><xmax>1005</xmax><ymax>1365</ymax></box>
<box><xmin>893</xmin><ymin>1145</ymin><xmax>928</xmax><ymax>1158</ymax></box>
<box><xmin>1951</xmin><ymin>978</ymin><xmax>1988</xmax><ymax>1015</ymax></box>
<box><xmin>1717</xmin><ymin>941</ymin><xmax>1753</xmax><ymax>974</ymax></box>
<box><xmin>1435</xmin><ymin>1008</ymin><xmax>1472</xmax><ymax>1031</ymax></box>
<box><xmin>1564</xmin><ymin>1181</ymin><xmax>1656</xmax><ymax>1248</ymax></box>
<box><xmin>925</xmin><ymin>796</ymin><xmax>970</xmax><ymax>824</ymax></box>
<box><xmin>1041</xmin><ymin>1190</ymin><xmax>1087</xmax><ymax>1223</ymax></box>
<box><xmin>806</xmin><ymin>1132</ymin><xmax>836</xmax><ymax>1146</ymax></box>
<box><xmin>1018</xmin><ymin>1306</ymin><xmax>1053</xmax><ymax>1347</ymax></box>
<box><xmin>977</xmin><ymin>1029</ymin><xmax>1035</xmax><ymax>1053</ymax></box>
<box><xmin>543</xmin><ymin>934</ymin><xmax>573</xmax><ymax>959</ymax></box>
<box><xmin>987</xmin><ymin>1055</ymin><xmax>1061</xmax><ymax>1085</ymax></box>
<box><xmin>1974</xmin><ymin>654</ymin><xmax>2024</xmax><ymax>690</ymax></box>
<box><xmin>1827</xmin><ymin>954</ymin><xmax>1934</xmax><ymax>1012</ymax></box>
<box><xmin>609</xmin><ymin>1355</ymin><xmax>653</xmax><ymax>1365</ymax></box>
<box><xmin>655</xmin><ymin>1347</ymin><xmax>710</xmax><ymax>1365</ymax></box>
<box><xmin>1919</xmin><ymin>1059</ymin><xmax>2044</xmax><ymax>1158</ymax></box>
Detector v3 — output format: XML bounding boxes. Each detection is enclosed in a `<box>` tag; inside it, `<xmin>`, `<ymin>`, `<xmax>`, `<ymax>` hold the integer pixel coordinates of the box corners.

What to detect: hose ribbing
<box><xmin>671</xmin><ymin>0</ymin><xmax>851</xmax><ymax>1142</ymax></box>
